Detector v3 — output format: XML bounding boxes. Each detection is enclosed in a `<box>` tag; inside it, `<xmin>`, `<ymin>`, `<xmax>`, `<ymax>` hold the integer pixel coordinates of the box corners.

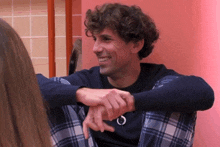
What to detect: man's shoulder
<box><xmin>141</xmin><ymin>63</ymin><xmax>178</xmax><ymax>75</ymax></box>
<box><xmin>140</xmin><ymin>63</ymin><xmax>181</xmax><ymax>87</ymax></box>
<box><xmin>141</xmin><ymin>63</ymin><xmax>169</xmax><ymax>74</ymax></box>
<box><xmin>75</xmin><ymin>66</ymin><xmax>100</xmax><ymax>77</ymax></box>
<box><xmin>71</xmin><ymin>66</ymin><xmax>102</xmax><ymax>88</ymax></box>
<box><xmin>141</xmin><ymin>63</ymin><xmax>167</xmax><ymax>70</ymax></box>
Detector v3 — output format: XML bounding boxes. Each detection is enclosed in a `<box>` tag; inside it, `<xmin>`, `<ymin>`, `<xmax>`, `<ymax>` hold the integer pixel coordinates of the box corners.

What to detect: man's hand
<box><xmin>76</xmin><ymin>88</ymin><xmax>135</xmax><ymax>120</ymax></box>
<box><xmin>83</xmin><ymin>103</ymin><xmax>134</xmax><ymax>139</ymax></box>
<box><xmin>83</xmin><ymin>106</ymin><xmax>115</xmax><ymax>139</ymax></box>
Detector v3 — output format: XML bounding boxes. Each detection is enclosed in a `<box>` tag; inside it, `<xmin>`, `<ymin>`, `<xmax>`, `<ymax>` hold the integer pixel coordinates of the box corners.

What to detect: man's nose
<box><xmin>93</xmin><ymin>41</ymin><xmax>103</xmax><ymax>53</ymax></box>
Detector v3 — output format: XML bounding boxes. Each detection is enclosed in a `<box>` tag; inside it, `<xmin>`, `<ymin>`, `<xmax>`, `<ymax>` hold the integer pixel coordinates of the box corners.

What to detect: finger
<box><xmin>106</xmin><ymin>90</ymin><xmax>123</xmax><ymax>120</ymax></box>
<box><xmin>103</xmin><ymin>122</ymin><xmax>115</xmax><ymax>132</ymax></box>
<box><xmin>83</xmin><ymin>118</ymin><xmax>99</xmax><ymax>139</ymax></box>
<box><xmin>83</xmin><ymin>108</ymin><xmax>98</xmax><ymax>139</ymax></box>
<box><xmin>115</xmin><ymin>95</ymin><xmax>127</xmax><ymax>115</ymax></box>
<box><xmin>101</xmin><ymin>98</ymin><xmax>113</xmax><ymax>120</ymax></box>
<box><xmin>83</xmin><ymin>120</ymin><xmax>90</xmax><ymax>139</ymax></box>
<box><xmin>119</xmin><ymin>92</ymin><xmax>135</xmax><ymax>112</ymax></box>
<box><xmin>107</xmin><ymin>96</ymin><xmax>120</xmax><ymax>120</ymax></box>
<box><xmin>126</xmin><ymin>95</ymin><xmax>135</xmax><ymax>111</ymax></box>
<box><xmin>94</xmin><ymin>107</ymin><xmax>105</xmax><ymax>132</ymax></box>
<box><xmin>83</xmin><ymin>117</ymin><xmax>114</xmax><ymax>136</ymax></box>
<box><xmin>108</xmin><ymin>90</ymin><xmax>128</xmax><ymax>120</ymax></box>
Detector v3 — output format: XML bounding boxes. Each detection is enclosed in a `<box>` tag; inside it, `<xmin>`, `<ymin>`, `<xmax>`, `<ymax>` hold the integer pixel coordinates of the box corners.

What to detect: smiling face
<box><xmin>92</xmin><ymin>28</ymin><xmax>140</xmax><ymax>79</ymax></box>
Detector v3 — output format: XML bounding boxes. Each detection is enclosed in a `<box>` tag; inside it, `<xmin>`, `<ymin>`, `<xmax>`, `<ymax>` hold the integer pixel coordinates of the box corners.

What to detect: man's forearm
<box><xmin>134</xmin><ymin>75</ymin><xmax>214</xmax><ymax>112</ymax></box>
<box><xmin>36</xmin><ymin>74</ymin><xmax>80</xmax><ymax>108</ymax></box>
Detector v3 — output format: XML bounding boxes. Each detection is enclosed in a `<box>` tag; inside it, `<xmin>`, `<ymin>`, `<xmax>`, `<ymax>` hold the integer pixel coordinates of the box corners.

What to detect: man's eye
<box><xmin>103</xmin><ymin>37</ymin><xmax>111</xmax><ymax>41</ymax></box>
<box><xmin>93</xmin><ymin>37</ymin><xmax>96</xmax><ymax>41</ymax></box>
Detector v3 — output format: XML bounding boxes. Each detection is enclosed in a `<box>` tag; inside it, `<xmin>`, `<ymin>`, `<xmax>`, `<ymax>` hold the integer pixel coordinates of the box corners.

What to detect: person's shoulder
<box><xmin>140</xmin><ymin>63</ymin><xmax>169</xmax><ymax>72</ymax></box>
<box><xmin>69</xmin><ymin>66</ymin><xmax>102</xmax><ymax>87</ymax></box>
<box><xmin>140</xmin><ymin>63</ymin><xmax>180</xmax><ymax>77</ymax></box>
<box><xmin>141</xmin><ymin>62</ymin><xmax>169</xmax><ymax>68</ymax></box>
<box><xmin>75</xmin><ymin>66</ymin><xmax>100</xmax><ymax>76</ymax></box>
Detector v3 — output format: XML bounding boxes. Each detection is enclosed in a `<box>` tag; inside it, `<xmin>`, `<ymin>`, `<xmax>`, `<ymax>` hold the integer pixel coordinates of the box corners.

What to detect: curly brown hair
<box><xmin>84</xmin><ymin>3</ymin><xmax>159</xmax><ymax>60</ymax></box>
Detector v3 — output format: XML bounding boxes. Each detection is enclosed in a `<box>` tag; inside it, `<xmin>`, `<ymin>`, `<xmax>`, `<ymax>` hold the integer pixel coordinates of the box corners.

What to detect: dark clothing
<box><xmin>37</xmin><ymin>63</ymin><xmax>214</xmax><ymax>111</ymax></box>
<box><xmin>37</xmin><ymin>63</ymin><xmax>214</xmax><ymax>147</ymax></box>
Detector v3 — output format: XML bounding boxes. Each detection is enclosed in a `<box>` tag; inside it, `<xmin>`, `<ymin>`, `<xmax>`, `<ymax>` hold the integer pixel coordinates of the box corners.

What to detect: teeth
<box><xmin>99</xmin><ymin>58</ymin><xmax>109</xmax><ymax>62</ymax></box>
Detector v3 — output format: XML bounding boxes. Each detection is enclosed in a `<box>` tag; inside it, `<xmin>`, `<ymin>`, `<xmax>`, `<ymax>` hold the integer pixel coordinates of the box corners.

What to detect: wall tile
<box><xmin>55</xmin><ymin>16</ymin><xmax>65</xmax><ymax>36</ymax></box>
<box><xmin>55</xmin><ymin>0</ymin><xmax>65</xmax><ymax>14</ymax></box>
<box><xmin>13</xmin><ymin>17</ymin><xmax>30</xmax><ymax>36</ymax></box>
<box><xmin>55</xmin><ymin>37</ymin><xmax>66</xmax><ymax>57</ymax></box>
<box><xmin>21</xmin><ymin>38</ymin><xmax>31</xmax><ymax>56</ymax></box>
<box><xmin>31</xmin><ymin>0</ymin><xmax>47</xmax><ymax>15</ymax></box>
<box><xmin>13</xmin><ymin>0</ymin><xmax>30</xmax><ymax>16</ymax></box>
<box><xmin>32</xmin><ymin>38</ymin><xmax>48</xmax><ymax>57</ymax></box>
<box><xmin>0</xmin><ymin>0</ymin><xmax>82</xmax><ymax>76</ymax></box>
<box><xmin>56</xmin><ymin>58</ymin><xmax>67</xmax><ymax>76</ymax></box>
<box><xmin>31</xmin><ymin>16</ymin><xmax>48</xmax><ymax>36</ymax></box>
<box><xmin>72</xmin><ymin>16</ymin><xmax>81</xmax><ymax>36</ymax></box>
<box><xmin>0</xmin><ymin>0</ymin><xmax>12</xmax><ymax>16</ymax></box>
<box><xmin>32</xmin><ymin>58</ymin><xmax>49</xmax><ymax>77</ymax></box>
<box><xmin>1</xmin><ymin>17</ymin><xmax>13</xmax><ymax>26</ymax></box>
<box><xmin>72</xmin><ymin>0</ymin><xmax>81</xmax><ymax>14</ymax></box>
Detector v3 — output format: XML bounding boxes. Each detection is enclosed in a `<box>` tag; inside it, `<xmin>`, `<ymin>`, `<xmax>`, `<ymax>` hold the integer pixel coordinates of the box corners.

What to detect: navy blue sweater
<box><xmin>37</xmin><ymin>63</ymin><xmax>214</xmax><ymax>111</ymax></box>
<box><xmin>37</xmin><ymin>63</ymin><xmax>214</xmax><ymax>146</ymax></box>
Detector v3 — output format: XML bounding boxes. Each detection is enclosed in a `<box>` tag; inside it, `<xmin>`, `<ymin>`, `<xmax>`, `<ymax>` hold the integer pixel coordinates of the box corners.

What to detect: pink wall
<box><xmin>82</xmin><ymin>0</ymin><xmax>220</xmax><ymax>146</ymax></box>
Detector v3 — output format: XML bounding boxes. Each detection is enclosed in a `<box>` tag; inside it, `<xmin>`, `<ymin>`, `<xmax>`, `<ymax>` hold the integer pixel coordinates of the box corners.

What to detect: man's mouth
<box><xmin>98</xmin><ymin>57</ymin><xmax>110</xmax><ymax>62</ymax></box>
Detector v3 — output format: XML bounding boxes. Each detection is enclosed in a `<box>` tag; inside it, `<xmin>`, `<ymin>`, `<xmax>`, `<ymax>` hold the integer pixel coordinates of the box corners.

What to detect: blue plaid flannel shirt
<box><xmin>48</xmin><ymin>76</ymin><xmax>196</xmax><ymax>147</ymax></box>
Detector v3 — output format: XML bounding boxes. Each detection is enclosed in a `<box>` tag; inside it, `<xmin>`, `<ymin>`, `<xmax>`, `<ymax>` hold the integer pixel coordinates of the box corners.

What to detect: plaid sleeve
<box><xmin>48</xmin><ymin>77</ymin><xmax>98</xmax><ymax>147</ymax></box>
<box><xmin>138</xmin><ymin>75</ymin><xmax>197</xmax><ymax>147</ymax></box>
<box><xmin>138</xmin><ymin>111</ymin><xmax>196</xmax><ymax>147</ymax></box>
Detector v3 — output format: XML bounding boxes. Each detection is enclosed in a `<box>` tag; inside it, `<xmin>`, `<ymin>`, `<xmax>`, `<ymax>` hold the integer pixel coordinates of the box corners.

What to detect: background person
<box><xmin>0</xmin><ymin>18</ymin><xmax>51</xmax><ymax>147</ymax></box>
<box><xmin>69</xmin><ymin>38</ymin><xmax>82</xmax><ymax>75</ymax></box>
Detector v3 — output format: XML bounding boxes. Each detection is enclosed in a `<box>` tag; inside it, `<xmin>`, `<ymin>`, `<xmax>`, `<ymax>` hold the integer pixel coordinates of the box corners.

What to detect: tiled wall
<box><xmin>0</xmin><ymin>0</ymin><xmax>82</xmax><ymax>77</ymax></box>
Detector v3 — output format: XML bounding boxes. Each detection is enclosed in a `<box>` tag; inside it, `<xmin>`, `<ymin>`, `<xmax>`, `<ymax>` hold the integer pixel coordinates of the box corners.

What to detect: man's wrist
<box><xmin>76</xmin><ymin>87</ymin><xmax>86</xmax><ymax>103</ymax></box>
<box><xmin>129</xmin><ymin>95</ymin><xmax>136</xmax><ymax>112</ymax></box>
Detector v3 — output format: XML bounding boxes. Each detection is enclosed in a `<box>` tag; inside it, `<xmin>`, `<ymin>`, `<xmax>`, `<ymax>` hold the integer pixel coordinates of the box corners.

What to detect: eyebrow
<box><xmin>100</xmin><ymin>34</ymin><xmax>112</xmax><ymax>38</ymax></box>
<box><xmin>92</xmin><ymin>33</ymin><xmax>113</xmax><ymax>40</ymax></box>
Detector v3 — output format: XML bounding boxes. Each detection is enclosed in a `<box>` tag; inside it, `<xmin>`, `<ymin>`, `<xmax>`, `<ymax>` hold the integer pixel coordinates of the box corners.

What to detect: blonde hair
<box><xmin>0</xmin><ymin>19</ymin><xmax>51</xmax><ymax>147</ymax></box>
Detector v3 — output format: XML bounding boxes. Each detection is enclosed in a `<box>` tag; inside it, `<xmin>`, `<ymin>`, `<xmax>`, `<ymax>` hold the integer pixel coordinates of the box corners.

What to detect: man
<box><xmin>37</xmin><ymin>3</ymin><xmax>214</xmax><ymax>147</ymax></box>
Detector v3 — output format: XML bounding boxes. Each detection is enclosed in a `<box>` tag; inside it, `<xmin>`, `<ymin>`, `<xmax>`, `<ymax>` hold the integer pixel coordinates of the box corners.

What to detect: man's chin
<box><xmin>99</xmin><ymin>68</ymin><xmax>111</xmax><ymax>76</ymax></box>
<box><xmin>100</xmin><ymin>70</ymin><xmax>109</xmax><ymax>76</ymax></box>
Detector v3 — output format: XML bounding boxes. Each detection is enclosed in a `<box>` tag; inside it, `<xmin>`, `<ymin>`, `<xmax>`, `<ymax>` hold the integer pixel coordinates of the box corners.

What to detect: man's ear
<box><xmin>131</xmin><ymin>39</ymin><xmax>144</xmax><ymax>53</ymax></box>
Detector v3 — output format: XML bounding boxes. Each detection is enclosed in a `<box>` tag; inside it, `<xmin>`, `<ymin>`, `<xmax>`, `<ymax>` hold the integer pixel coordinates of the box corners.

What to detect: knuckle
<box><xmin>100</xmin><ymin>98</ymin><xmax>106</xmax><ymax>104</ymax></box>
<box><xmin>120</xmin><ymin>101</ymin><xmax>126</xmax><ymax>107</ymax></box>
<box><xmin>126</xmin><ymin>93</ymin><xmax>131</xmax><ymax>98</ymax></box>
<box><xmin>128</xmin><ymin>97</ymin><xmax>134</xmax><ymax>104</ymax></box>
<box><xmin>114</xmin><ymin>107</ymin><xmax>120</xmax><ymax>113</ymax></box>
<box><xmin>106</xmin><ymin>105</ymin><xmax>112</xmax><ymax>110</ymax></box>
<box><xmin>112</xmin><ymin>88</ymin><xmax>117</xmax><ymax>91</ymax></box>
<box><xmin>127</xmin><ymin>100</ymin><xmax>132</xmax><ymax>105</ymax></box>
<box><xmin>110</xmin><ymin>89</ymin><xmax>117</xmax><ymax>94</ymax></box>
<box><xmin>115</xmin><ymin>105</ymin><xmax>119</xmax><ymax>110</ymax></box>
<box><xmin>106</xmin><ymin>107</ymin><xmax>112</xmax><ymax>111</ymax></box>
<box><xmin>103</xmin><ymin>98</ymin><xmax>109</xmax><ymax>102</ymax></box>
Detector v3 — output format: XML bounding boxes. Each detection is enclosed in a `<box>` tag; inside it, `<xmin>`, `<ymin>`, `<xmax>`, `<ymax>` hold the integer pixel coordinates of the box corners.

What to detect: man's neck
<box><xmin>107</xmin><ymin>64</ymin><xmax>141</xmax><ymax>88</ymax></box>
